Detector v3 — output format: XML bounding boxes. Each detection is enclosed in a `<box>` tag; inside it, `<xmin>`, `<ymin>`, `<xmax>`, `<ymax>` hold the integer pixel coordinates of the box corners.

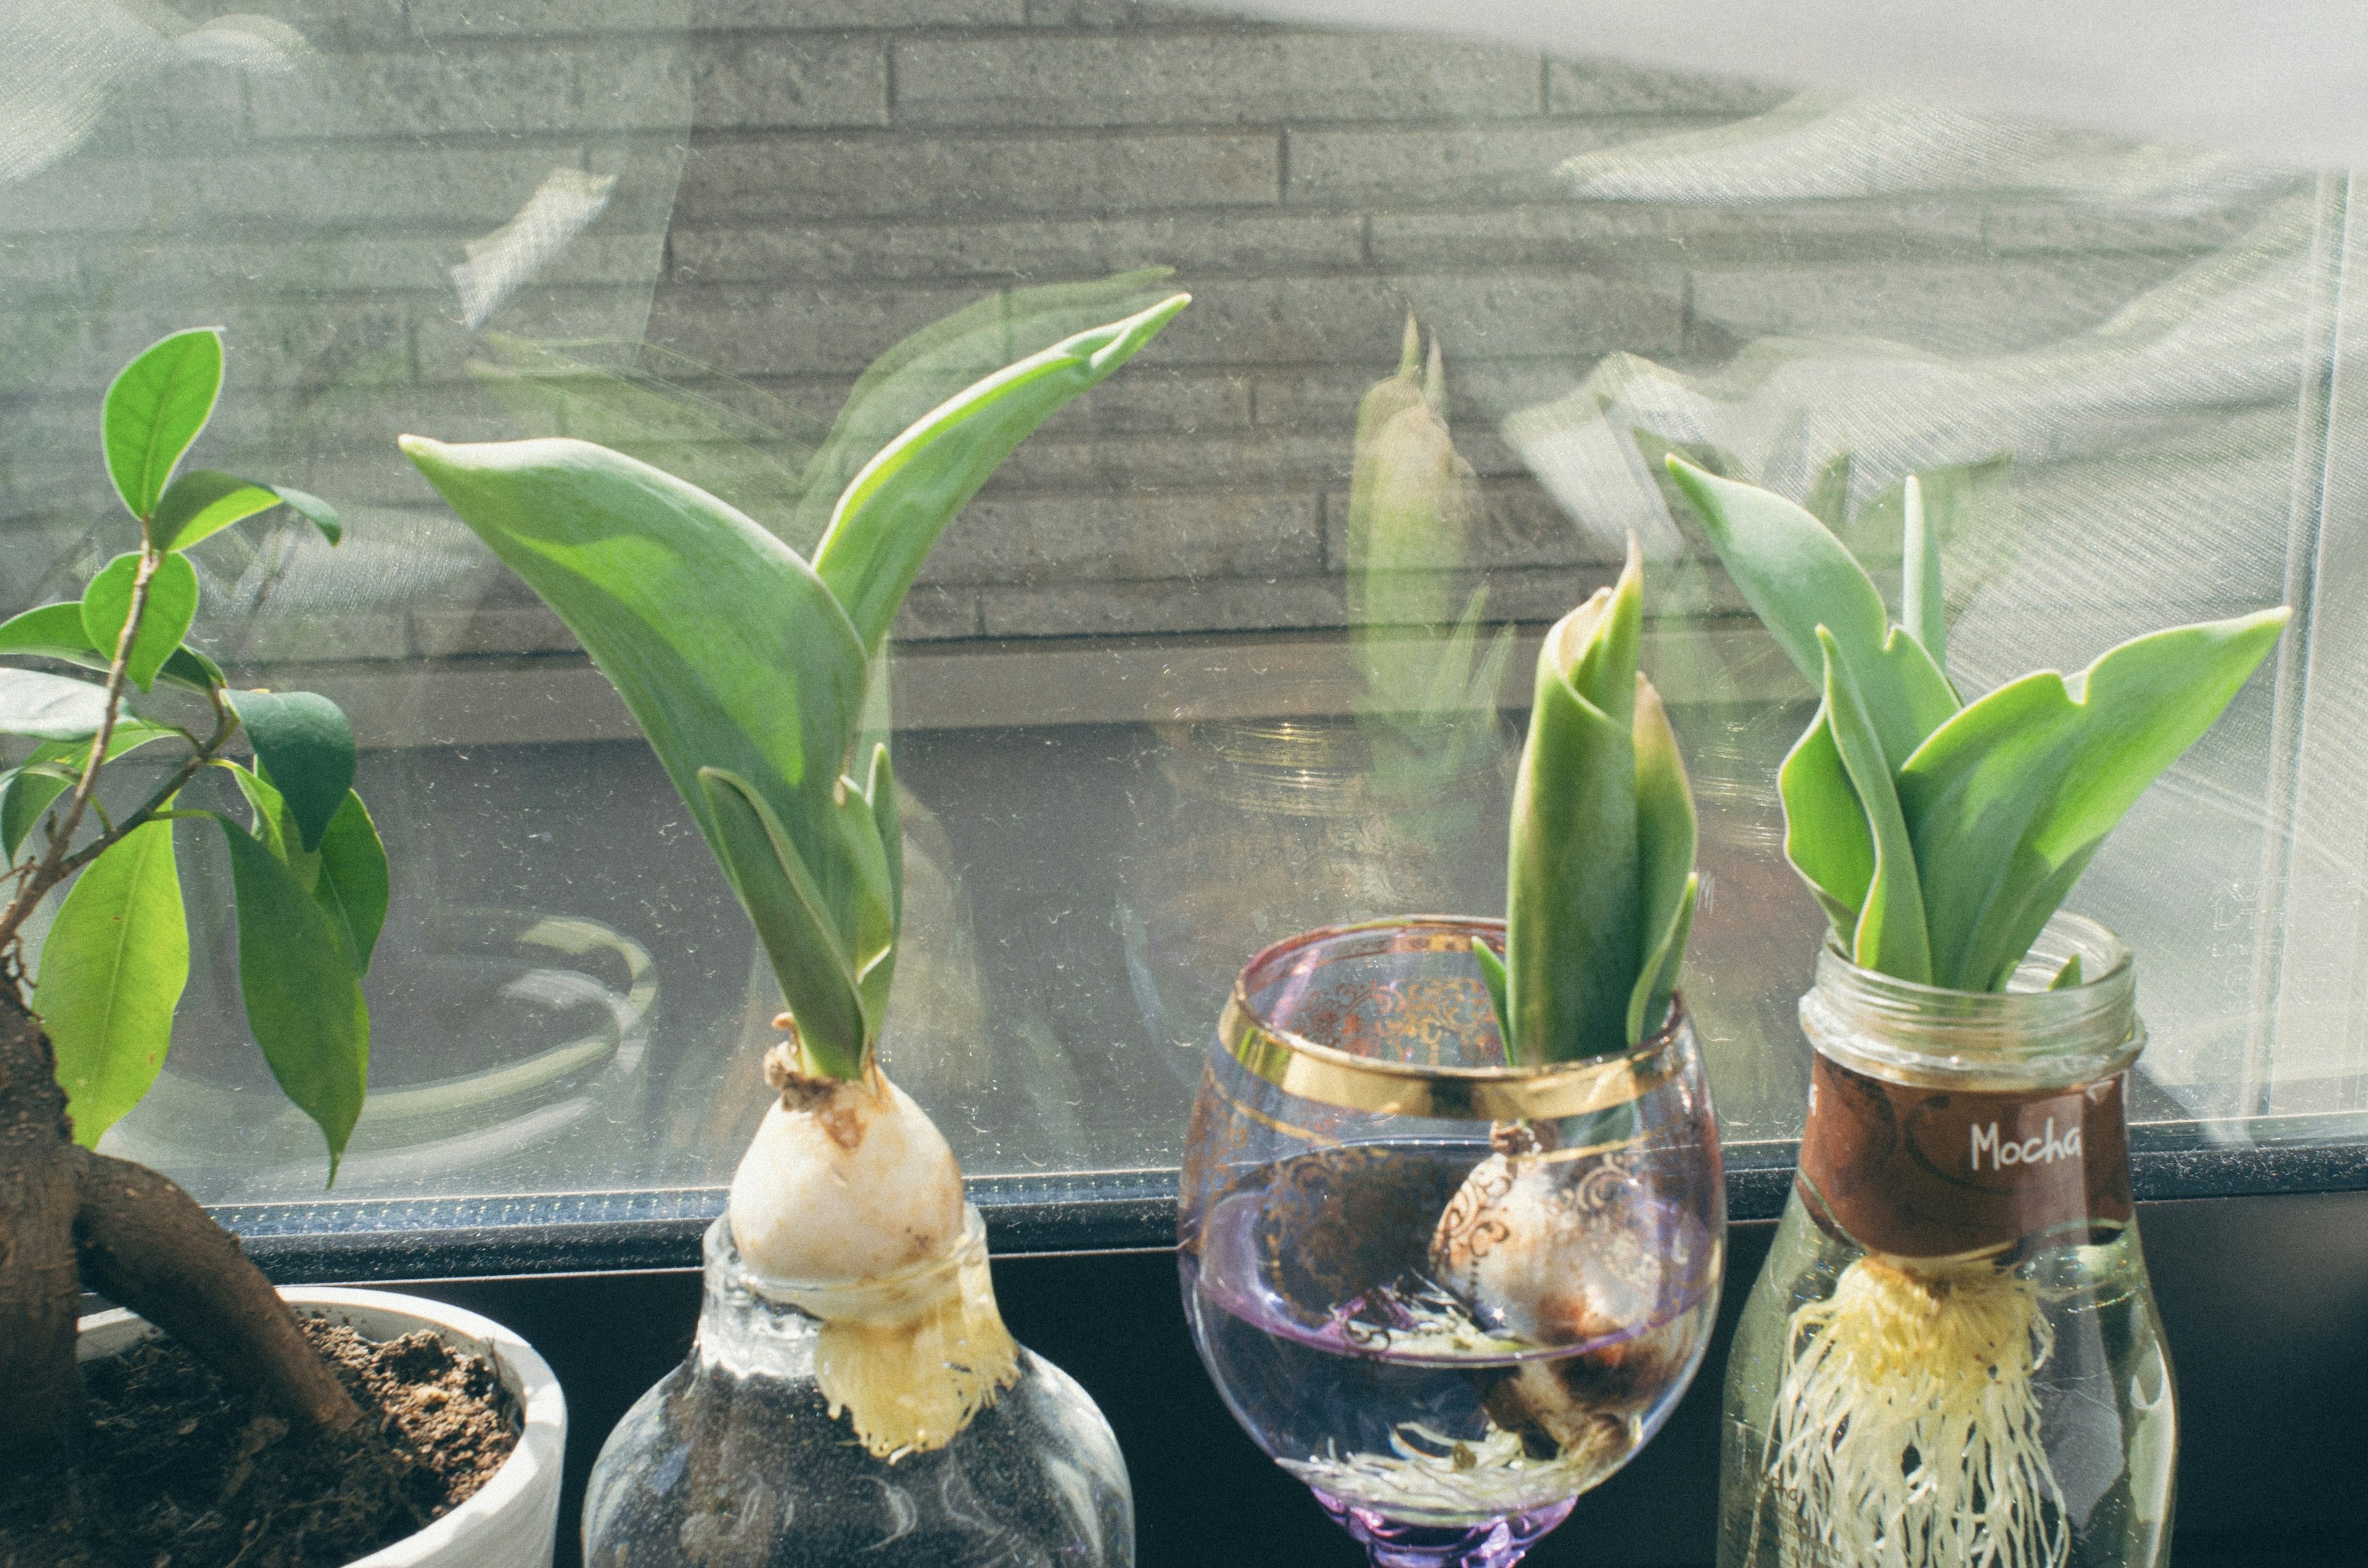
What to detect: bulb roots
<box><xmin>1756</xmin><ymin>1254</ymin><xmax>2068</xmax><ymax>1568</ymax></box>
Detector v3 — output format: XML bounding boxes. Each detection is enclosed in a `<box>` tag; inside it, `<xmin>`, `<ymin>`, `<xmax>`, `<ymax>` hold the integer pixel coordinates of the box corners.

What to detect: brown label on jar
<box><xmin>1796</xmin><ymin>1052</ymin><xmax>2134</xmax><ymax>1259</ymax></box>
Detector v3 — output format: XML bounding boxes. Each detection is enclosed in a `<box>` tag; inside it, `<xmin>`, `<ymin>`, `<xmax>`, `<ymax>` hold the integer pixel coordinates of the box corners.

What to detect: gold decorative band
<box><xmin>1217</xmin><ymin>917</ymin><xmax>1688</xmax><ymax>1120</ymax></box>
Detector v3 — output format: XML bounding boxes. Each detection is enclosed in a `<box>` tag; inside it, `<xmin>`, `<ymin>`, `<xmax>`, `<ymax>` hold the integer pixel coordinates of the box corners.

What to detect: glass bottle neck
<box><xmin>1799</xmin><ymin>912</ymin><xmax>2144</xmax><ymax>1092</ymax></box>
<box><xmin>693</xmin><ymin>1205</ymin><xmax>995</xmax><ymax>1379</ymax></box>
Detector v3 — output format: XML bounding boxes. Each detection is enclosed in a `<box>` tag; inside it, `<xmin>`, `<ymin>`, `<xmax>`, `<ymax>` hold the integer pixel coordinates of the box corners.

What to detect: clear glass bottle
<box><xmin>1719</xmin><ymin>913</ymin><xmax>2176</xmax><ymax>1568</ymax></box>
<box><xmin>583</xmin><ymin>1210</ymin><xmax>1133</xmax><ymax>1567</ymax></box>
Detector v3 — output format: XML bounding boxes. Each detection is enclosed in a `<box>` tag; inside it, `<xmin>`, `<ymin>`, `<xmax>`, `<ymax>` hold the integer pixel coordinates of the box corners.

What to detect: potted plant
<box><xmin>1175</xmin><ymin>544</ymin><xmax>1724</xmax><ymax>1567</ymax></box>
<box><xmin>0</xmin><ymin>329</ymin><xmax>565</xmax><ymax>1566</ymax></box>
<box><xmin>1671</xmin><ymin>457</ymin><xmax>2287</xmax><ymax>1568</ymax></box>
<box><xmin>401</xmin><ymin>292</ymin><xmax>1189</xmax><ymax>1564</ymax></box>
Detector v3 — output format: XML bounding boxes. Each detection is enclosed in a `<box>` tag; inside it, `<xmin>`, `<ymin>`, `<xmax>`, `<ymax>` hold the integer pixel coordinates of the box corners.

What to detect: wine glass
<box><xmin>1179</xmin><ymin>917</ymin><xmax>1724</xmax><ymax>1567</ymax></box>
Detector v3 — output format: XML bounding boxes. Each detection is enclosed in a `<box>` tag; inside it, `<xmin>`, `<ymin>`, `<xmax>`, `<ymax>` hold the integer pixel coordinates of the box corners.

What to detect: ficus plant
<box><xmin>402</xmin><ymin>292</ymin><xmax>1190</xmax><ymax>1459</ymax></box>
<box><xmin>0</xmin><ymin>328</ymin><xmax>389</xmax><ymax>1473</ymax></box>
<box><xmin>1669</xmin><ymin>456</ymin><xmax>2287</xmax><ymax>991</ymax></box>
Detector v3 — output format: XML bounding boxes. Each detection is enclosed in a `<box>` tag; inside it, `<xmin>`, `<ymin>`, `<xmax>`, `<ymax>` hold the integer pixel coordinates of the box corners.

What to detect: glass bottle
<box><xmin>1719</xmin><ymin>913</ymin><xmax>2176</xmax><ymax>1568</ymax></box>
<box><xmin>583</xmin><ymin>1209</ymin><xmax>1132</xmax><ymax>1567</ymax></box>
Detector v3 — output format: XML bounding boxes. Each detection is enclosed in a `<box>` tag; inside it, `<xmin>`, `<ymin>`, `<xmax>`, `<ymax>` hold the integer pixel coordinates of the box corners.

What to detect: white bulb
<box><xmin>727</xmin><ymin>1070</ymin><xmax>964</xmax><ymax>1285</ymax></box>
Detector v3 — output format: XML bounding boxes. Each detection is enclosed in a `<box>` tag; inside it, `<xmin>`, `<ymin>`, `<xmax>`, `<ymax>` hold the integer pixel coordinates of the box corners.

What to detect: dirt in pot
<box><xmin>0</xmin><ymin>1314</ymin><xmax>522</xmax><ymax>1568</ymax></box>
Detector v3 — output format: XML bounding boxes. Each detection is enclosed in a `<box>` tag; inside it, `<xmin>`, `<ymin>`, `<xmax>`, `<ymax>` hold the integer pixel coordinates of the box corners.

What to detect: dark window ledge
<box><xmin>223</xmin><ymin>1137</ymin><xmax>2368</xmax><ymax>1284</ymax></box>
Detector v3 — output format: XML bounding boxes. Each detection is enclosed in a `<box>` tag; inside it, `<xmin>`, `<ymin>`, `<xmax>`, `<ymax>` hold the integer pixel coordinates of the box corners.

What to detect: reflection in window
<box><xmin>1</xmin><ymin>1</ymin><xmax>2354</xmax><ymax>1238</ymax></box>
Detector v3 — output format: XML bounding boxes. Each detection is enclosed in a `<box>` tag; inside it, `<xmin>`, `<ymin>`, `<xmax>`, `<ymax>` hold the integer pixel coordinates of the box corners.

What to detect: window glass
<box><xmin>2</xmin><ymin>0</ymin><xmax>2354</xmax><ymax>1242</ymax></box>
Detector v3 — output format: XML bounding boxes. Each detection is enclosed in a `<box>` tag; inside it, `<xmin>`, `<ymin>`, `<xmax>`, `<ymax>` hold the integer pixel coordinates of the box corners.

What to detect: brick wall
<box><xmin>0</xmin><ymin>0</ymin><xmax>2268</xmax><ymax>677</ymax></box>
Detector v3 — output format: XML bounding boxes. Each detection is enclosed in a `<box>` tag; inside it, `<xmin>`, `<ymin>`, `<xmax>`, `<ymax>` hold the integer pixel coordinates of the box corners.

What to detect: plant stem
<box><xmin>0</xmin><ymin>554</ymin><xmax>236</xmax><ymax>963</ymax></box>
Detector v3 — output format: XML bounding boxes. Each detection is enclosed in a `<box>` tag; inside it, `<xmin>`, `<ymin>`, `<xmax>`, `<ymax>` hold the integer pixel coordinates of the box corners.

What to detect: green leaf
<box><xmin>152</xmin><ymin>470</ymin><xmax>282</xmax><ymax>552</ymax></box>
<box><xmin>0</xmin><ymin>601</ymin><xmax>224</xmax><ymax>694</ymax></box>
<box><xmin>1473</xmin><ymin>936</ymin><xmax>1510</xmax><ymax>1046</ymax></box>
<box><xmin>1818</xmin><ymin>628</ymin><xmax>1931</xmax><ymax>983</ymax></box>
<box><xmin>1901</xmin><ymin>473</ymin><xmax>1946</xmax><ymax>671</ymax></box>
<box><xmin>1668</xmin><ymin>456</ymin><xmax>1957</xmax><ymax>768</ymax></box>
<box><xmin>2050</xmin><ymin>954</ymin><xmax>2083</xmax><ymax>990</ymax></box>
<box><xmin>225</xmin><ymin>691</ymin><xmax>355</xmax><ymax>853</ymax></box>
<box><xmin>1777</xmin><ymin>711</ymin><xmax>1876</xmax><ymax>935</ymax></box>
<box><xmin>399</xmin><ymin>433</ymin><xmax>870</xmax><ymax>996</ymax></box>
<box><xmin>865</xmin><ymin>741</ymin><xmax>901</xmax><ymax>935</ymax></box>
<box><xmin>80</xmin><ymin>552</ymin><xmax>200</xmax><ymax>692</ymax></box>
<box><xmin>699</xmin><ymin>766</ymin><xmax>866</xmax><ymax>1077</ymax></box>
<box><xmin>0</xmin><ymin>602</ymin><xmax>101</xmax><ymax>663</ymax></box>
<box><xmin>1</xmin><ymin>725</ymin><xmax>181</xmax><ymax>862</ymax></box>
<box><xmin>1897</xmin><ymin>607</ymin><xmax>2289</xmax><ymax>990</ymax></box>
<box><xmin>813</xmin><ymin>292</ymin><xmax>1190</xmax><ymax>658</ymax></box>
<box><xmin>104</xmin><ymin>329</ymin><xmax>224</xmax><ymax>521</ymax></box>
<box><xmin>793</xmin><ymin>268</ymin><xmax>1180</xmax><ymax>548</ymax></box>
<box><xmin>271</xmin><ymin>486</ymin><xmax>341</xmax><ymax>545</ymax></box>
<box><xmin>1555</xmin><ymin>541</ymin><xmax>1642</xmax><ymax>731</ymax></box>
<box><xmin>224</xmin><ymin>761</ymin><xmax>298</xmax><ymax>868</ymax></box>
<box><xmin>1504</xmin><ymin>588</ymin><xmax>1640</xmax><ymax>1064</ymax></box>
<box><xmin>1628</xmin><ymin>676</ymin><xmax>1698</xmax><ymax>1044</ymax></box>
<box><xmin>213</xmin><ymin>815</ymin><xmax>369</xmax><ymax>1179</ymax></box>
<box><xmin>0</xmin><ymin>670</ymin><xmax>110</xmax><ymax>741</ymax></box>
<box><xmin>36</xmin><ymin>818</ymin><xmax>188</xmax><ymax>1147</ymax></box>
<box><xmin>311</xmin><ymin>791</ymin><xmax>388</xmax><ymax>972</ymax></box>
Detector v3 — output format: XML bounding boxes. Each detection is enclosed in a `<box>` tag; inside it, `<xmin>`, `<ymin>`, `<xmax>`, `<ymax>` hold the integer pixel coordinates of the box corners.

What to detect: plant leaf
<box><xmin>813</xmin><ymin>292</ymin><xmax>1190</xmax><ymax>657</ymax></box>
<box><xmin>0</xmin><ymin>601</ymin><xmax>221</xmax><ymax>693</ymax></box>
<box><xmin>1818</xmin><ymin>628</ymin><xmax>1932</xmax><ymax>983</ymax></box>
<box><xmin>1669</xmin><ymin>456</ymin><xmax>1957</xmax><ymax>768</ymax></box>
<box><xmin>81</xmin><ymin>552</ymin><xmax>200</xmax><ymax>692</ymax></box>
<box><xmin>225</xmin><ymin>691</ymin><xmax>355</xmax><ymax>853</ymax></box>
<box><xmin>1554</xmin><ymin>540</ymin><xmax>1642</xmax><ymax>731</ymax></box>
<box><xmin>36</xmin><ymin>818</ymin><xmax>189</xmax><ymax>1147</ymax></box>
<box><xmin>792</xmin><ymin>268</ymin><xmax>1179</xmax><ymax>547</ymax></box>
<box><xmin>104</xmin><ymin>329</ymin><xmax>224</xmax><ymax>521</ymax></box>
<box><xmin>865</xmin><ymin>742</ymin><xmax>901</xmax><ymax>935</ymax></box>
<box><xmin>1628</xmin><ymin>675</ymin><xmax>1698</xmax><ymax>1043</ymax></box>
<box><xmin>1504</xmin><ymin>593</ymin><xmax>1640</xmax><ymax>1064</ymax></box>
<box><xmin>311</xmin><ymin>791</ymin><xmax>388</xmax><ymax>972</ymax></box>
<box><xmin>1</xmin><ymin>725</ymin><xmax>181</xmax><ymax>862</ymax></box>
<box><xmin>226</xmin><ymin>761</ymin><xmax>304</xmax><ymax>873</ymax></box>
<box><xmin>1472</xmin><ymin>936</ymin><xmax>1510</xmax><ymax>1046</ymax></box>
<box><xmin>151</xmin><ymin>470</ymin><xmax>286</xmax><ymax>552</ymax></box>
<box><xmin>270</xmin><ymin>486</ymin><xmax>341</xmax><ymax>545</ymax></box>
<box><xmin>0</xmin><ymin>670</ymin><xmax>110</xmax><ymax>741</ymax></box>
<box><xmin>699</xmin><ymin>767</ymin><xmax>866</xmax><ymax>1076</ymax></box>
<box><xmin>399</xmin><ymin>435</ymin><xmax>870</xmax><ymax>971</ymax></box>
<box><xmin>1635</xmin><ymin>875</ymin><xmax>1698</xmax><ymax>1045</ymax></box>
<box><xmin>213</xmin><ymin>815</ymin><xmax>369</xmax><ymax>1179</ymax></box>
<box><xmin>2050</xmin><ymin>954</ymin><xmax>2083</xmax><ymax>990</ymax></box>
<box><xmin>1777</xmin><ymin>710</ymin><xmax>1877</xmax><ymax>935</ymax></box>
<box><xmin>1897</xmin><ymin>607</ymin><xmax>2289</xmax><ymax>990</ymax></box>
<box><xmin>1901</xmin><ymin>473</ymin><xmax>1946</xmax><ymax>671</ymax></box>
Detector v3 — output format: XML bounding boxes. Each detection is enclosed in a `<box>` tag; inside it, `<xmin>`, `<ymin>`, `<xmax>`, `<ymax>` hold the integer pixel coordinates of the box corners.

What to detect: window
<box><xmin>4</xmin><ymin>0</ymin><xmax>2356</xmax><ymax>1266</ymax></box>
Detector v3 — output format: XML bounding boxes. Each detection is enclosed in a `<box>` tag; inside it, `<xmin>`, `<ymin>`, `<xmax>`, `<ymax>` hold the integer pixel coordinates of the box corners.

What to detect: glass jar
<box><xmin>1181</xmin><ymin>916</ymin><xmax>1725</xmax><ymax>1567</ymax></box>
<box><xmin>583</xmin><ymin>1210</ymin><xmax>1132</xmax><ymax>1567</ymax></box>
<box><xmin>1719</xmin><ymin>913</ymin><xmax>2176</xmax><ymax>1568</ymax></box>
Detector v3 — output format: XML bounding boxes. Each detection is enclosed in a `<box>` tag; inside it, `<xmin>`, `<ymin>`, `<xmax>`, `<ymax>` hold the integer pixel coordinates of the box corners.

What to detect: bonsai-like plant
<box><xmin>402</xmin><ymin>293</ymin><xmax>1189</xmax><ymax>1459</ymax></box>
<box><xmin>0</xmin><ymin>329</ymin><xmax>387</xmax><ymax>1472</ymax></box>
<box><xmin>1672</xmin><ymin>456</ymin><xmax>2285</xmax><ymax>1568</ymax></box>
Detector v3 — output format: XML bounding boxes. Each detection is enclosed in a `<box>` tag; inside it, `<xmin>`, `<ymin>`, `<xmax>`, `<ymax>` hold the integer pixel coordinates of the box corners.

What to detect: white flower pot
<box><xmin>78</xmin><ymin>1287</ymin><xmax>566</xmax><ymax>1568</ymax></box>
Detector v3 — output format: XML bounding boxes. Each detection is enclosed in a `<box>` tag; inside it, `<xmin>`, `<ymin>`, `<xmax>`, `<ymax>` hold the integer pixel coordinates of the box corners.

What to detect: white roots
<box><xmin>1758</xmin><ymin>1255</ymin><xmax>2068</xmax><ymax>1568</ymax></box>
<box><xmin>727</xmin><ymin>1045</ymin><xmax>1016</xmax><ymax>1460</ymax></box>
<box><xmin>1280</xmin><ymin>1413</ymin><xmax>1630</xmax><ymax>1525</ymax></box>
<box><xmin>784</xmin><ymin>1217</ymin><xmax>1021</xmax><ymax>1462</ymax></box>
